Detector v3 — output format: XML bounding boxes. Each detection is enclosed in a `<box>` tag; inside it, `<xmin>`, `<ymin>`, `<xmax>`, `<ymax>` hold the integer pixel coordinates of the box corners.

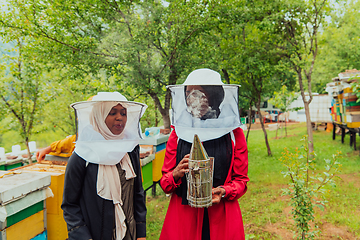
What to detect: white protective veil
<box><xmin>167</xmin><ymin>68</ymin><xmax>241</xmax><ymax>143</ymax></box>
<box><xmin>71</xmin><ymin>92</ymin><xmax>147</xmax><ymax>165</ymax></box>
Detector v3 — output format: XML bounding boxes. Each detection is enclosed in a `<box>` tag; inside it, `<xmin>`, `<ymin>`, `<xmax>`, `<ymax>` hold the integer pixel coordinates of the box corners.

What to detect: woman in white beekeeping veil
<box><xmin>61</xmin><ymin>92</ymin><xmax>147</xmax><ymax>240</ymax></box>
<box><xmin>159</xmin><ymin>68</ymin><xmax>250</xmax><ymax>240</ymax></box>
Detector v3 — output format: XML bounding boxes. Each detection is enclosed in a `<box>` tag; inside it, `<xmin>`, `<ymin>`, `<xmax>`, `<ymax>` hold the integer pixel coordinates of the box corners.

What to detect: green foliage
<box><xmin>0</xmin><ymin>0</ymin><xmax>226</xmax><ymax>128</ymax></box>
<box><xmin>350</xmin><ymin>78</ymin><xmax>360</xmax><ymax>103</ymax></box>
<box><xmin>266</xmin><ymin>0</ymin><xmax>333</xmax><ymax>153</ymax></box>
<box><xmin>280</xmin><ymin>135</ymin><xmax>342</xmax><ymax>239</ymax></box>
<box><xmin>208</xmin><ymin>0</ymin><xmax>303</xmax><ymax>155</ymax></box>
<box><xmin>0</xmin><ymin>39</ymin><xmax>55</xmax><ymax>157</ymax></box>
<box><xmin>314</xmin><ymin>0</ymin><xmax>360</xmax><ymax>90</ymax></box>
<box><xmin>1</xmin><ymin>0</ymin><xmax>359</xmax><ymax>159</ymax></box>
<box><xmin>0</xmin><ymin>128</ymin><xmax>23</xmax><ymax>152</ymax></box>
<box><xmin>38</xmin><ymin>68</ymin><xmax>125</xmax><ymax>136</ymax></box>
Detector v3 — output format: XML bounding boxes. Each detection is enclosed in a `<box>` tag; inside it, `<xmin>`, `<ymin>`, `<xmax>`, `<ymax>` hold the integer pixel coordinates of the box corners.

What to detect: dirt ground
<box><xmin>262</xmin><ymin>221</ymin><xmax>357</xmax><ymax>240</ymax></box>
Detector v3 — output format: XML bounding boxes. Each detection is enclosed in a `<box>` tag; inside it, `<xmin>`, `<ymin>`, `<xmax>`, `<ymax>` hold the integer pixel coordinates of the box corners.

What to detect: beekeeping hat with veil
<box><xmin>167</xmin><ymin>68</ymin><xmax>241</xmax><ymax>142</ymax></box>
<box><xmin>71</xmin><ymin>92</ymin><xmax>147</xmax><ymax>165</ymax></box>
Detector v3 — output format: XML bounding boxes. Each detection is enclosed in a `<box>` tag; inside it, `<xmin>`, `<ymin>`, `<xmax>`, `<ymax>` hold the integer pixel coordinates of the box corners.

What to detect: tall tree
<box><xmin>199</xmin><ymin>0</ymin><xmax>296</xmax><ymax>155</ymax></box>
<box><xmin>270</xmin><ymin>0</ymin><xmax>332</xmax><ymax>153</ymax></box>
<box><xmin>0</xmin><ymin>39</ymin><xmax>53</xmax><ymax>163</ymax></box>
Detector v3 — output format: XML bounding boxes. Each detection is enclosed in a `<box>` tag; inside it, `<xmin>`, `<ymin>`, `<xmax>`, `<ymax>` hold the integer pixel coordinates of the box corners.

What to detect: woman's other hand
<box><xmin>35</xmin><ymin>146</ymin><xmax>52</xmax><ymax>162</ymax></box>
<box><xmin>172</xmin><ymin>154</ymin><xmax>189</xmax><ymax>182</ymax></box>
<box><xmin>212</xmin><ymin>187</ymin><xmax>226</xmax><ymax>205</ymax></box>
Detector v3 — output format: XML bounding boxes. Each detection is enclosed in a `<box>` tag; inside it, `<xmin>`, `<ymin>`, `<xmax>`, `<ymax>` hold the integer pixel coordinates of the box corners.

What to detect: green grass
<box><xmin>145</xmin><ymin>123</ymin><xmax>360</xmax><ymax>239</ymax></box>
<box><xmin>145</xmin><ymin>187</ymin><xmax>170</xmax><ymax>240</ymax></box>
<box><xmin>322</xmin><ymin>178</ymin><xmax>360</xmax><ymax>233</ymax></box>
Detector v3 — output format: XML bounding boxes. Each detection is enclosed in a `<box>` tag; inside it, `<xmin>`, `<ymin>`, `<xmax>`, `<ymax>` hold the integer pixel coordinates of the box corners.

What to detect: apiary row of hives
<box><xmin>0</xmin><ymin>163</ymin><xmax>67</xmax><ymax>240</ymax></box>
<box><xmin>326</xmin><ymin>69</ymin><xmax>360</xmax><ymax>128</ymax></box>
<box><xmin>0</xmin><ymin>131</ymin><xmax>170</xmax><ymax>239</ymax></box>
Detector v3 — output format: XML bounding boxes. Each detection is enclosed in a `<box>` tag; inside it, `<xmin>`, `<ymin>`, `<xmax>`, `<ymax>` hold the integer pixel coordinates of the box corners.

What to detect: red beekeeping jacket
<box><xmin>159</xmin><ymin>127</ymin><xmax>249</xmax><ymax>240</ymax></box>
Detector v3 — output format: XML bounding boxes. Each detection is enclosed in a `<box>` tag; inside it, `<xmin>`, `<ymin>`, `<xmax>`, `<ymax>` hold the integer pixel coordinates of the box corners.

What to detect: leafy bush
<box><xmin>280</xmin><ymin>135</ymin><xmax>342</xmax><ymax>239</ymax></box>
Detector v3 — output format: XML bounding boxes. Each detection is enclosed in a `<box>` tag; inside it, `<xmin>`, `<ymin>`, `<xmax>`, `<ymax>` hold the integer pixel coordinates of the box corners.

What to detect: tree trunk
<box><xmin>285</xmin><ymin>119</ymin><xmax>287</xmax><ymax>137</ymax></box>
<box><xmin>154</xmin><ymin>101</ymin><xmax>159</xmax><ymax>127</ymax></box>
<box><xmin>297</xmin><ymin>69</ymin><xmax>314</xmax><ymax>154</ymax></box>
<box><xmin>246</xmin><ymin>115</ymin><xmax>252</xmax><ymax>142</ymax></box>
<box><xmin>246</xmin><ymin>103</ymin><xmax>253</xmax><ymax>142</ymax></box>
<box><xmin>221</xmin><ymin>69</ymin><xmax>230</xmax><ymax>84</ymax></box>
<box><xmin>256</xmin><ymin>101</ymin><xmax>272</xmax><ymax>156</ymax></box>
<box><xmin>162</xmin><ymin>110</ymin><xmax>171</xmax><ymax>130</ymax></box>
<box><xmin>303</xmin><ymin>102</ymin><xmax>314</xmax><ymax>154</ymax></box>
<box><xmin>150</xmin><ymin>90</ymin><xmax>171</xmax><ymax>129</ymax></box>
<box><xmin>25</xmin><ymin>140</ymin><xmax>32</xmax><ymax>165</ymax></box>
<box><xmin>156</xmin><ymin>64</ymin><xmax>178</xmax><ymax>129</ymax></box>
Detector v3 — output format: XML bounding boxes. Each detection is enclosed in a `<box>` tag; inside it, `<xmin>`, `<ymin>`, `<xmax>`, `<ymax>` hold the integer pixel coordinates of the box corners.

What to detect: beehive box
<box><xmin>1</xmin><ymin>211</ymin><xmax>46</xmax><ymax>240</ymax></box>
<box><xmin>20</xmin><ymin>164</ymin><xmax>68</xmax><ymax>240</ymax></box>
<box><xmin>140</xmin><ymin>158</ymin><xmax>154</xmax><ymax>190</ymax></box>
<box><xmin>0</xmin><ymin>170</ymin><xmax>51</xmax><ymax>240</ymax></box>
<box><xmin>341</xmin><ymin>87</ymin><xmax>360</xmax><ymax>128</ymax></box>
<box><xmin>140</xmin><ymin>134</ymin><xmax>169</xmax><ymax>185</ymax></box>
<box><xmin>0</xmin><ymin>188</ymin><xmax>48</xmax><ymax>230</ymax></box>
<box><xmin>329</xmin><ymin>70</ymin><xmax>360</xmax><ymax>127</ymax></box>
<box><xmin>0</xmin><ymin>159</ymin><xmax>23</xmax><ymax>171</ymax></box>
<box><xmin>152</xmin><ymin>141</ymin><xmax>167</xmax><ymax>182</ymax></box>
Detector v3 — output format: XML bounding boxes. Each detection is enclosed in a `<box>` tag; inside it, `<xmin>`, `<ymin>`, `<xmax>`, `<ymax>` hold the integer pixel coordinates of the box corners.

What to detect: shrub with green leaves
<box><xmin>280</xmin><ymin>136</ymin><xmax>342</xmax><ymax>240</ymax></box>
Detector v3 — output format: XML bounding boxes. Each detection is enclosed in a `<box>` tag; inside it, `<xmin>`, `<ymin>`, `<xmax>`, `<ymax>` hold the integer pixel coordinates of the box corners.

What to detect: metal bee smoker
<box><xmin>185</xmin><ymin>134</ymin><xmax>214</xmax><ymax>208</ymax></box>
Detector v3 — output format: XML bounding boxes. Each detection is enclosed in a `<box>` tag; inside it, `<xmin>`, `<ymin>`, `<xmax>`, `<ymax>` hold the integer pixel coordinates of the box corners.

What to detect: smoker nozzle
<box><xmin>189</xmin><ymin>134</ymin><xmax>209</xmax><ymax>160</ymax></box>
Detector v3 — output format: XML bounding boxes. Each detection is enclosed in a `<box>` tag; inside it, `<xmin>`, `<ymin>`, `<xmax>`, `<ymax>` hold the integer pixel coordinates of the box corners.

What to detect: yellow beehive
<box><xmin>152</xmin><ymin>149</ymin><xmax>166</xmax><ymax>182</ymax></box>
<box><xmin>20</xmin><ymin>163</ymin><xmax>68</xmax><ymax>240</ymax></box>
<box><xmin>343</xmin><ymin>87</ymin><xmax>353</xmax><ymax>94</ymax></box>
<box><xmin>5</xmin><ymin>210</ymin><xmax>45</xmax><ymax>240</ymax></box>
<box><xmin>339</xmin><ymin>102</ymin><xmax>344</xmax><ymax>114</ymax></box>
<box><xmin>339</xmin><ymin>92</ymin><xmax>343</xmax><ymax>101</ymax></box>
<box><xmin>347</xmin><ymin>122</ymin><xmax>360</xmax><ymax>128</ymax></box>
